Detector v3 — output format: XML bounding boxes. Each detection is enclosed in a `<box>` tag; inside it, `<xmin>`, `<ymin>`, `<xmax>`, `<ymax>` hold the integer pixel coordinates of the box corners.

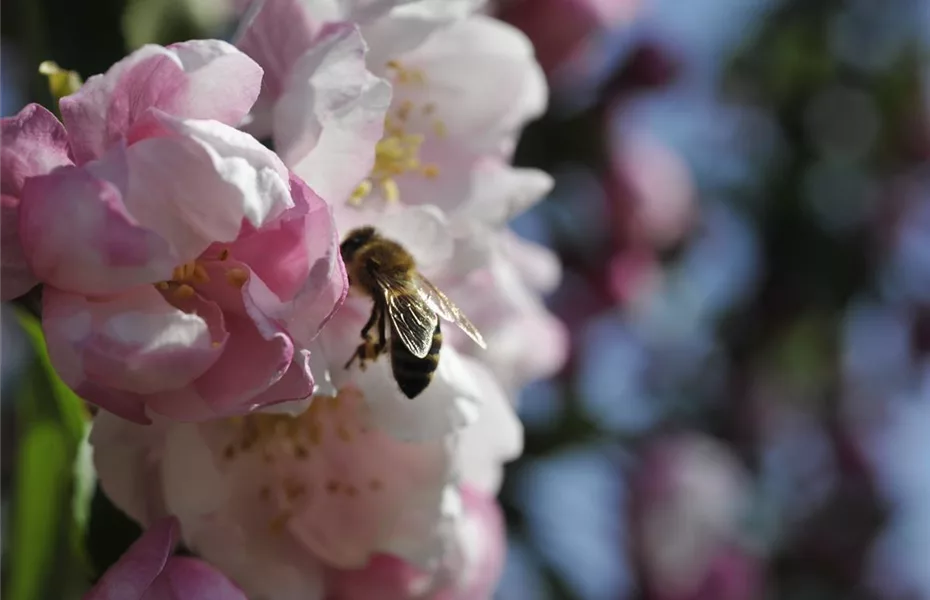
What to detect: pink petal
<box><xmin>235</xmin><ymin>0</ymin><xmax>317</xmax><ymax>101</ymax></box>
<box><xmin>84</xmin><ymin>517</ymin><xmax>178</xmax><ymax>600</ymax></box>
<box><xmin>145</xmin><ymin>264</ymin><xmax>297</xmax><ymax>419</ymax></box>
<box><xmin>274</xmin><ymin>23</ymin><xmax>391</xmax><ymax>205</ymax></box>
<box><xmin>1</xmin><ymin>103</ymin><xmax>73</xmax><ymax>299</ymax></box>
<box><xmin>43</xmin><ymin>285</ymin><xmax>227</xmax><ymax>405</ymax></box>
<box><xmin>61</xmin><ymin>41</ymin><xmax>262</xmax><ymax>164</ymax></box>
<box><xmin>249</xmin><ymin>349</ymin><xmax>314</xmax><ymax>406</ymax></box>
<box><xmin>19</xmin><ymin>164</ymin><xmax>177</xmax><ymax>295</ymax></box>
<box><xmin>280</xmin><ymin>388</ymin><xmax>456</xmax><ymax>568</ymax></box>
<box><xmin>230</xmin><ymin>173</ymin><xmax>347</xmax><ymax>346</ymax></box>
<box><xmin>142</xmin><ymin>557</ymin><xmax>247</xmax><ymax>600</ymax></box>
<box><xmin>121</xmin><ymin>112</ymin><xmax>292</xmax><ymax>261</ymax></box>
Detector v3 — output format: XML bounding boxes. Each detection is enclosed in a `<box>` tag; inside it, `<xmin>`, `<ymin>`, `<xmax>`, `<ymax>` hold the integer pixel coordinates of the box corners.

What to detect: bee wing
<box><xmin>412</xmin><ymin>273</ymin><xmax>487</xmax><ymax>349</ymax></box>
<box><xmin>373</xmin><ymin>272</ymin><xmax>438</xmax><ymax>359</ymax></box>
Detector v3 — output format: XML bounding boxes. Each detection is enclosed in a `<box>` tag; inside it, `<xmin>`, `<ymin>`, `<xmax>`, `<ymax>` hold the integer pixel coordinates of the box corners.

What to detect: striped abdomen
<box><xmin>391</xmin><ymin>322</ymin><xmax>442</xmax><ymax>398</ymax></box>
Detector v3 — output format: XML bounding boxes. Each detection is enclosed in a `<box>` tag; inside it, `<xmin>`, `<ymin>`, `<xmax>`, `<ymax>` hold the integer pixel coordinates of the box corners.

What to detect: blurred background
<box><xmin>2</xmin><ymin>0</ymin><xmax>930</xmax><ymax>598</ymax></box>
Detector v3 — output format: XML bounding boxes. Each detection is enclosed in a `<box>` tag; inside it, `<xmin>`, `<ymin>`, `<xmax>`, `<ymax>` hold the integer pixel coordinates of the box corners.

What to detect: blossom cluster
<box><xmin>1</xmin><ymin>1</ymin><xmax>564</xmax><ymax>598</ymax></box>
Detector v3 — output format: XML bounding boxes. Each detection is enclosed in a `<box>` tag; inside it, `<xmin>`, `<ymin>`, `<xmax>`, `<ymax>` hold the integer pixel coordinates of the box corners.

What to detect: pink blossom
<box><xmin>1</xmin><ymin>40</ymin><xmax>347</xmax><ymax>423</ymax></box>
<box><xmin>84</xmin><ymin>517</ymin><xmax>246</xmax><ymax>600</ymax></box>
<box><xmin>631</xmin><ymin>434</ymin><xmax>760</xmax><ymax>600</ymax></box>
<box><xmin>91</xmin><ymin>362</ymin><xmax>521</xmax><ymax>599</ymax></box>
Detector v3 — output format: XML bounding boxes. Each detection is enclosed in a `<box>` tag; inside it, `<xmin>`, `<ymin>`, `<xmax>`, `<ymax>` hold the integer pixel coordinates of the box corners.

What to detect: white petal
<box><xmin>275</xmin><ymin>24</ymin><xmax>392</xmax><ymax>205</ymax></box>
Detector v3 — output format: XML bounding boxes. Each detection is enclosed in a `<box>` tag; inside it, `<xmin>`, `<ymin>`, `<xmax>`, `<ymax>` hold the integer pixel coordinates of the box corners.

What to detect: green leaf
<box><xmin>7</xmin><ymin>423</ymin><xmax>70</xmax><ymax>600</ymax></box>
<box><xmin>5</xmin><ymin>309</ymin><xmax>93</xmax><ymax>600</ymax></box>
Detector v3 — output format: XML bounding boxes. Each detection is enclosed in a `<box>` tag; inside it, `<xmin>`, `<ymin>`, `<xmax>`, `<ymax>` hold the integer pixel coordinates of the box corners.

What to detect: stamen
<box><xmin>381</xmin><ymin>179</ymin><xmax>400</xmax><ymax>204</ymax></box>
<box><xmin>192</xmin><ymin>264</ymin><xmax>210</xmax><ymax>284</ymax></box>
<box><xmin>218</xmin><ymin>248</ymin><xmax>230</xmax><ymax>261</ymax></box>
<box><xmin>226</xmin><ymin>268</ymin><xmax>248</xmax><ymax>288</ymax></box>
<box><xmin>174</xmin><ymin>284</ymin><xmax>195</xmax><ymax>300</ymax></box>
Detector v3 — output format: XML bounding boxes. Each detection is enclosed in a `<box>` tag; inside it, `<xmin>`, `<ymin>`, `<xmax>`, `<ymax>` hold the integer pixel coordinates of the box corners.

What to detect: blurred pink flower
<box><xmin>91</xmin><ymin>366</ymin><xmax>521</xmax><ymax>599</ymax></box>
<box><xmin>1</xmin><ymin>40</ymin><xmax>347</xmax><ymax>423</ymax></box>
<box><xmin>631</xmin><ymin>433</ymin><xmax>760</xmax><ymax>600</ymax></box>
<box><xmin>498</xmin><ymin>0</ymin><xmax>640</xmax><ymax>76</ymax></box>
<box><xmin>84</xmin><ymin>517</ymin><xmax>246</xmax><ymax>600</ymax></box>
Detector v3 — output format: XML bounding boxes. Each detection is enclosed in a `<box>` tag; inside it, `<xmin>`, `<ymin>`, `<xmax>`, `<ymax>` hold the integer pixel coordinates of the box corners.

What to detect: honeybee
<box><xmin>340</xmin><ymin>226</ymin><xmax>486</xmax><ymax>398</ymax></box>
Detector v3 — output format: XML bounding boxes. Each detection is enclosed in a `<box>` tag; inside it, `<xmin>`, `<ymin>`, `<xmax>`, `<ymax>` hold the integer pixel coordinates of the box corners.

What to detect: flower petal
<box><xmin>43</xmin><ymin>285</ymin><xmax>227</xmax><ymax>405</ymax></box>
<box><xmin>361</xmin><ymin>0</ymin><xmax>487</xmax><ymax>59</ymax></box>
<box><xmin>275</xmin><ymin>388</ymin><xmax>456</xmax><ymax>567</ymax></box>
<box><xmin>320</xmin><ymin>299</ymin><xmax>481</xmax><ymax>441</ymax></box>
<box><xmin>123</xmin><ymin>113</ymin><xmax>291</xmax><ymax>260</ymax></box>
<box><xmin>145</xmin><ymin>264</ymin><xmax>297</xmax><ymax>420</ymax></box>
<box><xmin>227</xmin><ymin>173</ymin><xmax>347</xmax><ymax>346</ymax></box>
<box><xmin>455</xmin><ymin>358</ymin><xmax>522</xmax><ymax>495</ymax></box>
<box><xmin>91</xmin><ymin>412</ymin><xmax>167</xmax><ymax>523</ymax></box>
<box><xmin>394</xmin><ymin>15</ymin><xmax>546</xmax><ymax>154</ymax></box>
<box><xmin>84</xmin><ymin>517</ymin><xmax>178</xmax><ymax>600</ymax></box>
<box><xmin>159</xmin><ymin>422</ymin><xmax>327</xmax><ymax>600</ymax></box>
<box><xmin>19</xmin><ymin>164</ymin><xmax>178</xmax><ymax>295</ymax></box>
<box><xmin>61</xmin><ymin>41</ymin><xmax>262</xmax><ymax>163</ymax></box>
<box><xmin>275</xmin><ymin>23</ymin><xmax>391</xmax><ymax>205</ymax></box>
<box><xmin>1</xmin><ymin>104</ymin><xmax>73</xmax><ymax>298</ymax></box>
<box><xmin>235</xmin><ymin>0</ymin><xmax>317</xmax><ymax>101</ymax></box>
<box><xmin>153</xmin><ymin>557</ymin><xmax>248</xmax><ymax>600</ymax></box>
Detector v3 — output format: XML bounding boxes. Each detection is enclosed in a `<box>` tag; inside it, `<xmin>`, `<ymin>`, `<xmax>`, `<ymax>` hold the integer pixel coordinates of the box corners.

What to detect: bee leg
<box><xmin>358</xmin><ymin>304</ymin><xmax>381</xmax><ymax>341</ymax></box>
<box><xmin>345</xmin><ymin>340</ymin><xmax>374</xmax><ymax>371</ymax></box>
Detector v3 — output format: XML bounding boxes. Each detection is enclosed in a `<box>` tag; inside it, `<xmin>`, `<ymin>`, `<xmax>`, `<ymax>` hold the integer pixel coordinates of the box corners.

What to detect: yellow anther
<box><xmin>226</xmin><ymin>267</ymin><xmax>248</xmax><ymax>288</ymax></box>
<box><xmin>349</xmin><ymin>180</ymin><xmax>373</xmax><ymax>205</ymax></box>
<box><xmin>156</xmin><ymin>281</ymin><xmax>170</xmax><ymax>291</ymax></box>
<box><xmin>211</xmin><ymin>341</ymin><xmax>222</xmax><ymax>349</ymax></box>
<box><xmin>386</xmin><ymin>60</ymin><xmax>401</xmax><ymax>70</ymax></box>
<box><xmin>421</xmin><ymin>165</ymin><xmax>440</xmax><ymax>179</ymax></box>
<box><xmin>192</xmin><ymin>264</ymin><xmax>210</xmax><ymax>284</ymax></box>
<box><xmin>381</xmin><ymin>179</ymin><xmax>400</xmax><ymax>203</ymax></box>
<box><xmin>174</xmin><ymin>284</ymin><xmax>195</xmax><ymax>300</ymax></box>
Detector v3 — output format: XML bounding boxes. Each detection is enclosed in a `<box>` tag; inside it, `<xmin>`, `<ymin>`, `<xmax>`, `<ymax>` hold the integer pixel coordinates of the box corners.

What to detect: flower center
<box><xmin>349</xmin><ymin>60</ymin><xmax>447</xmax><ymax>206</ymax></box>
<box><xmin>154</xmin><ymin>247</ymin><xmax>247</xmax><ymax>300</ymax></box>
<box><xmin>217</xmin><ymin>391</ymin><xmax>384</xmax><ymax>534</ymax></box>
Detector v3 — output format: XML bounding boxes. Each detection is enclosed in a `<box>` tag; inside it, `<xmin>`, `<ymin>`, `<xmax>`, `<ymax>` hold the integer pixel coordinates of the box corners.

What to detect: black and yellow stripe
<box><xmin>391</xmin><ymin>323</ymin><xmax>442</xmax><ymax>398</ymax></box>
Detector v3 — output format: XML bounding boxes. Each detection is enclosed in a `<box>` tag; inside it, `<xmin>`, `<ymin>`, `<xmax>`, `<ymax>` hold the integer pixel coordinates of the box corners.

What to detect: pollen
<box><xmin>173</xmin><ymin>284</ymin><xmax>195</xmax><ymax>300</ymax></box>
<box><xmin>225</xmin><ymin>268</ymin><xmax>248</xmax><ymax>288</ymax></box>
<box><xmin>348</xmin><ymin>60</ymin><xmax>443</xmax><ymax>206</ymax></box>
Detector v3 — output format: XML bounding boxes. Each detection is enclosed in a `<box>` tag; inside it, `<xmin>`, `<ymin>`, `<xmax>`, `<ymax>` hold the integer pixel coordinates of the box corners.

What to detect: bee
<box><xmin>340</xmin><ymin>226</ymin><xmax>486</xmax><ymax>398</ymax></box>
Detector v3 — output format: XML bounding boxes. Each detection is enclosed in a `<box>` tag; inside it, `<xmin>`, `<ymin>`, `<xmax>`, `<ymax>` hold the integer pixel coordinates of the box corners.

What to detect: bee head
<box><xmin>340</xmin><ymin>226</ymin><xmax>378</xmax><ymax>262</ymax></box>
